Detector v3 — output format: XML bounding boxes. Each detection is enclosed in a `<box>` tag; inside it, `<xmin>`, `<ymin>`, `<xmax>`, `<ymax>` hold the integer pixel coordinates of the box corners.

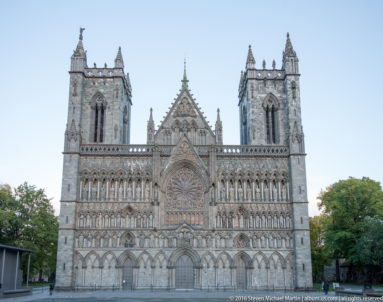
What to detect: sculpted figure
<box><xmin>127</xmin><ymin>184</ymin><xmax>132</xmax><ymax>201</ymax></box>
<box><xmin>136</xmin><ymin>185</ymin><xmax>141</xmax><ymax>201</ymax></box>
<box><xmin>246</xmin><ymin>186</ymin><xmax>252</xmax><ymax>201</ymax></box>
<box><xmin>118</xmin><ymin>182</ymin><xmax>123</xmax><ymax>200</ymax></box>
<box><xmin>238</xmin><ymin>186</ymin><xmax>243</xmax><ymax>202</ymax></box>
<box><xmin>255</xmin><ymin>184</ymin><xmax>261</xmax><ymax>201</ymax></box>
<box><xmin>83</xmin><ymin>183</ymin><xmax>89</xmax><ymax>200</ymax></box>
<box><xmin>100</xmin><ymin>183</ymin><xmax>106</xmax><ymax>200</ymax></box>
<box><xmin>229</xmin><ymin>183</ymin><xmax>234</xmax><ymax>202</ymax></box>
<box><xmin>91</xmin><ymin>182</ymin><xmax>97</xmax><ymax>200</ymax></box>
<box><xmin>272</xmin><ymin>184</ymin><xmax>278</xmax><ymax>201</ymax></box>
<box><xmin>220</xmin><ymin>186</ymin><xmax>225</xmax><ymax>201</ymax></box>
<box><xmin>145</xmin><ymin>183</ymin><xmax>150</xmax><ymax>202</ymax></box>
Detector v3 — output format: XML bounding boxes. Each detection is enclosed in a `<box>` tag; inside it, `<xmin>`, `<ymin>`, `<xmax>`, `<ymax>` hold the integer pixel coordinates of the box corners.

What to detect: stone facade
<box><xmin>55</xmin><ymin>31</ymin><xmax>313</xmax><ymax>290</ymax></box>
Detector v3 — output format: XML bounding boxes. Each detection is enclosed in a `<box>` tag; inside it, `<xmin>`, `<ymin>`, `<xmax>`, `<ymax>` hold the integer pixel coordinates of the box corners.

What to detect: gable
<box><xmin>154</xmin><ymin>86</ymin><xmax>215</xmax><ymax>145</ymax></box>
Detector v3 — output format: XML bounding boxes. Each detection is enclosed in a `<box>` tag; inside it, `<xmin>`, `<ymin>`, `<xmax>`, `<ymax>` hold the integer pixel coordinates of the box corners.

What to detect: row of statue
<box><xmin>218</xmin><ymin>180</ymin><xmax>288</xmax><ymax>202</ymax></box>
<box><xmin>81</xmin><ymin>180</ymin><xmax>158</xmax><ymax>202</ymax></box>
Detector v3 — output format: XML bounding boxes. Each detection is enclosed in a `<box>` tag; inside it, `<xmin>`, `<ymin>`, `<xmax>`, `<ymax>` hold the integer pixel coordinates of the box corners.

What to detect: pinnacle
<box><xmin>216</xmin><ymin>108</ymin><xmax>221</xmax><ymax>122</ymax></box>
<box><xmin>181</xmin><ymin>58</ymin><xmax>189</xmax><ymax>89</ymax></box>
<box><xmin>246</xmin><ymin>45</ymin><xmax>255</xmax><ymax>68</ymax></box>
<box><xmin>114</xmin><ymin>46</ymin><xmax>124</xmax><ymax>68</ymax></box>
<box><xmin>284</xmin><ymin>32</ymin><xmax>297</xmax><ymax>57</ymax></box>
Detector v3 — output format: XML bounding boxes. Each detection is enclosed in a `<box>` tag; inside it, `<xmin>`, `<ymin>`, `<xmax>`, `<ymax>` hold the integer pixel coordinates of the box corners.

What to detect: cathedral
<box><xmin>56</xmin><ymin>30</ymin><xmax>313</xmax><ymax>290</ymax></box>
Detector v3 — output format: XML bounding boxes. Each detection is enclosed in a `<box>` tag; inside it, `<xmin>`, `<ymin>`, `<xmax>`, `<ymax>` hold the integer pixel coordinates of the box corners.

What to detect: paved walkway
<box><xmin>5</xmin><ymin>285</ymin><xmax>383</xmax><ymax>302</ymax></box>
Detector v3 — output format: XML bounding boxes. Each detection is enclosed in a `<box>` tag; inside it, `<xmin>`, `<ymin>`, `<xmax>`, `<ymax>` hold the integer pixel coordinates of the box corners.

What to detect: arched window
<box><xmin>92</xmin><ymin>92</ymin><xmax>106</xmax><ymax>143</ymax></box>
<box><xmin>263</xmin><ymin>94</ymin><xmax>279</xmax><ymax>144</ymax></box>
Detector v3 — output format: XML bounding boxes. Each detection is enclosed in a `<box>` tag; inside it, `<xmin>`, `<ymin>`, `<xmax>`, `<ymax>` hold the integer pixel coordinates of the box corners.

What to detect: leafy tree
<box><xmin>0</xmin><ymin>182</ymin><xmax>58</xmax><ymax>282</ymax></box>
<box><xmin>309</xmin><ymin>215</ymin><xmax>330</xmax><ymax>282</ymax></box>
<box><xmin>318</xmin><ymin>177</ymin><xmax>383</xmax><ymax>281</ymax></box>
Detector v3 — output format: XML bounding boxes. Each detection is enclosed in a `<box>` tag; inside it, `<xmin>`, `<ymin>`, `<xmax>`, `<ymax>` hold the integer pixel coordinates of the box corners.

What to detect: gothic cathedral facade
<box><xmin>56</xmin><ymin>31</ymin><xmax>313</xmax><ymax>290</ymax></box>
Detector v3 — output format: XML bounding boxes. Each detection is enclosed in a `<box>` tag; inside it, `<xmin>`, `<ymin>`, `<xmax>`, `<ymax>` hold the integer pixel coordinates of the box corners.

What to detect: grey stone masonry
<box><xmin>55</xmin><ymin>31</ymin><xmax>313</xmax><ymax>291</ymax></box>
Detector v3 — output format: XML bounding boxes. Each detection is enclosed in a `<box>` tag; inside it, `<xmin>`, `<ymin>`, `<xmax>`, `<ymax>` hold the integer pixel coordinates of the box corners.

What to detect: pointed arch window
<box><xmin>93</xmin><ymin>93</ymin><xmax>106</xmax><ymax>143</ymax></box>
<box><xmin>263</xmin><ymin>94</ymin><xmax>279</xmax><ymax>144</ymax></box>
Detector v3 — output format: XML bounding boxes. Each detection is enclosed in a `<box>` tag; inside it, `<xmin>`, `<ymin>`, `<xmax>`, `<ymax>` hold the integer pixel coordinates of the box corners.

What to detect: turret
<box><xmin>283</xmin><ymin>32</ymin><xmax>299</xmax><ymax>74</ymax></box>
<box><xmin>215</xmin><ymin>108</ymin><xmax>223</xmax><ymax>145</ymax></box>
<box><xmin>114</xmin><ymin>46</ymin><xmax>124</xmax><ymax>69</ymax></box>
<box><xmin>147</xmin><ymin>108</ymin><xmax>155</xmax><ymax>144</ymax></box>
<box><xmin>70</xmin><ymin>28</ymin><xmax>87</xmax><ymax>72</ymax></box>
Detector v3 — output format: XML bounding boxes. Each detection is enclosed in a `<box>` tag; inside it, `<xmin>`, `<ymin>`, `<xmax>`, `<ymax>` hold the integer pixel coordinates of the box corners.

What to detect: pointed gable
<box><xmin>154</xmin><ymin>71</ymin><xmax>215</xmax><ymax>145</ymax></box>
<box><xmin>161</xmin><ymin>134</ymin><xmax>208</xmax><ymax>176</ymax></box>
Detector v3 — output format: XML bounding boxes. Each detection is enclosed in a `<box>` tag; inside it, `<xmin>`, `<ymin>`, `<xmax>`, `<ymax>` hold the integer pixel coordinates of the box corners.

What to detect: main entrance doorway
<box><xmin>122</xmin><ymin>258</ymin><xmax>133</xmax><ymax>289</ymax></box>
<box><xmin>175</xmin><ymin>255</ymin><xmax>194</xmax><ymax>289</ymax></box>
<box><xmin>236</xmin><ymin>257</ymin><xmax>247</xmax><ymax>289</ymax></box>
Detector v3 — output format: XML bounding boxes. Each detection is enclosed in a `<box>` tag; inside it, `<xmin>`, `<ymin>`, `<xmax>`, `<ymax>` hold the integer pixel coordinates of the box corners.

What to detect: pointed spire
<box><xmin>246</xmin><ymin>45</ymin><xmax>255</xmax><ymax>68</ymax></box>
<box><xmin>73</xmin><ymin>27</ymin><xmax>86</xmax><ymax>58</ymax></box>
<box><xmin>284</xmin><ymin>32</ymin><xmax>297</xmax><ymax>57</ymax></box>
<box><xmin>114</xmin><ymin>46</ymin><xmax>124</xmax><ymax>68</ymax></box>
<box><xmin>149</xmin><ymin>107</ymin><xmax>154</xmax><ymax>123</ymax></box>
<box><xmin>181</xmin><ymin>57</ymin><xmax>189</xmax><ymax>89</ymax></box>
<box><xmin>71</xmin><ymin>28</ymin><xmax>87</xmax><ymax>71</ymax></box>
<box><xmin>215</xmin><ymin>108</ymin><xmax>223</xmax><ymax>145</ymax></box>
<box><xmin>272</xmin><ymin>60</ymin><xmax>276</xmax><ymax>69</ymax></box>
<box><xmin>262</xmin><ymin>59</ymin><xmax>266</xmax><ymax>69</ymax></box>
<box><xmin>147</xmin><ymin>108</ymin><xmax>155</xmax><ymax>144</ymax></box>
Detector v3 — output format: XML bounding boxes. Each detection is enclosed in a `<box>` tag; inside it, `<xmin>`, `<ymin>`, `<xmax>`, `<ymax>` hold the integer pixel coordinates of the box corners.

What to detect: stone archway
<box><xmin>175</xmin><ymin>255</ymin><xmax>194</xmax><ymax>289</ymax></box>
<box><xmin>122</xmin><ymin>258</ymin><xmax>133</xmax><ymax>289</ymax></box>
<box><xmin>236</xmin><ymin>257</ymin><xmax>247</xmax><ymax>289</ymax></box>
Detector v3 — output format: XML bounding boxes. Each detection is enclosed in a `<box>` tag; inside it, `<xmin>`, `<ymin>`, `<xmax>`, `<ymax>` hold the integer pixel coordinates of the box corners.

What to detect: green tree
<box><xmin>0</xmin><ymin>182</ymin><xmax>58</xmax><ymax>282</ymax></box>
<box><xmin>309</xmin><ymin>215</ymin><xmax>330</xmax><ymax>282</ymax></box>
<box><xmin>318</xmin><ymin>177</ymin><xmax>383</xmax><ymax>282</ymax></box>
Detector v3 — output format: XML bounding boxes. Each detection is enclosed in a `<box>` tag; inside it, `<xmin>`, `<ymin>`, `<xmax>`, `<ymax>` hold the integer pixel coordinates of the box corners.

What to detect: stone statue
<box><xmin>118</xmin><ymin>183</ymin><xmax>123</xmax><ymax>200</ymax></box>
<box><xmin>246</xmin><ymin>186</ymin><xmax>252</xmax><ymax>201</ymax></box>
<box><xmin>281</xmin><ymin>184</ymin><xmax>287</xmax><ymax>201</ymax></box>
<box><xmin>101</xmin><ymin>183</ymin><xmax>106</xmax><ymax>200</ymax></box>
<box><xmin>83</xmin><ymin>183</ymin><xmax>89</xmax><ymax>200</ymax></box>
<box><xmin>229</xmin><ymin>184</ymin><xmax>234</xmax><ymax>202</ymax></box>
<box><xmin>91</xmin><ymin>182</ymin><xmax>97</xmax><ymax>200</ymax></box>
<box><xmin>272</xmin><ymin>184</ymin><xmax>278</xmax><ymax>201</ymax></box>
<box><xmin>255</xmin><ymin>185</ymin><xmax>261</xmax><ymax>201</ymax></box>
<box><xmin>136</xmin><ymin>185</ymin><xmax>141</xmax><ymax>201</ymax></box>
<box><xmin>220</xmin><ymin>186</ymin><xmax>225</xmax><ymax>201</ymax></box>
<box><xmin>127</xmin><ymin>184</ymin><xmax>132</xmax><ymax>201</ymax></box>
<box><xmin>145</xmin><ymin>183</ymin><xmax>150</xmax><ymax>202</ymax></box>
<box><xmin>238</xmin><ymin>186</ymin><xmax>243</xmax><ymax>202</ymax></box>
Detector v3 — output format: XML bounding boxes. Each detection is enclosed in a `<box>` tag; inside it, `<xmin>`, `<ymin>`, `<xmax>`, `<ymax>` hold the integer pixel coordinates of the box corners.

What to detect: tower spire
<box><xmin>284</xmin><ymin>32</ymin><xmax>297</xmax><ymax>57</ymax></box>
<box><xmin>246</xmin><ymin>45</ymin><xmax>255</xmax><ymax>68</ymax></box>
<box><xmin>147</xmin><ymin>107</ymin><xmax>155</xmax><ymax>144</ymax></box>
<box><xmin>114</xmin><ymin>46</ymin><xmax>124</xmax><ymax>68</ymax></box>
<box><xmin>215</xmin><ymin>108</ymin><xmax>223</xmax><ymax>145</ymax></box>
<box><xmin>71</xmin><ymin>27</ymin><xmax>87</xmax><ymax>71</ymax></box>
<box><xmin>181</xmin><ymin>57</ymin><xmax>189</xmax><ymax>89</ymax></box>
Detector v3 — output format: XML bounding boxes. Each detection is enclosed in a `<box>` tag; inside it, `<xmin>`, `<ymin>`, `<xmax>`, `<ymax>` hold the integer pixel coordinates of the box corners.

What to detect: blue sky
<box><xmin>0</xmin><ymin>0</ymin><xmax>382</xmax><ymax>216</ymax></box>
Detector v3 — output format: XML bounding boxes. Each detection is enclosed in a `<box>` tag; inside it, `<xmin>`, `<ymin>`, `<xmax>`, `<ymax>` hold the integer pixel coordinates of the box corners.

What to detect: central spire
<box><xmin>182</xmin><ymin>57</ymin><xmax>189</xmax><ymax>89</ymax></box>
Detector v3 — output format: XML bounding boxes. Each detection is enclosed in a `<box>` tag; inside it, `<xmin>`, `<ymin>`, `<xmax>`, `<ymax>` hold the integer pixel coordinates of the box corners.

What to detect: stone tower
<box><xmin>55</xmin><ymin>29</ymin><xmax>132</xmax><ymax>288</ymax></box>
<box><xmin>238</xmin><ymin>33</ymin><xmax>312</xmax><ymax>289</ymax></box>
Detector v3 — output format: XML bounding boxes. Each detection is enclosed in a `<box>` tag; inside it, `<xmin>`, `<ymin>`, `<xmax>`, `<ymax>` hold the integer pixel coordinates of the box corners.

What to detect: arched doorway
<box><xmin>175</xmin><ymin>255</ymin><xmax>194</xmax><ymax>289</ymax></box>
<box><xmin>122</xmin><ymin>258</ymin><xmax>133</xmax><ymax>289</ymax></box>
<box><xmin>236</xmin><ymin>257</ymin><xmax>247</xmax><ymax>289</ymax></box>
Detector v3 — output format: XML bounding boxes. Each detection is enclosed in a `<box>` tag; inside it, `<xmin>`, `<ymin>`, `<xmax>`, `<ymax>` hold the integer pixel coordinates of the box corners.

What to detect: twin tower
<box><xmin>56</xmin><ymin>29</ymin><xmax>312</xmax><ymax>291</ymax></box>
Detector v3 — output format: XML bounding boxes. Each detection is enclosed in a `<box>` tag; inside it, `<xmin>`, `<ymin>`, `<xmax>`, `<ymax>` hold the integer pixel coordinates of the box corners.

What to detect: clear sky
<box><xmin>0</xmin><ymin>0</ymin><xmax>382</xmax><ymax>216</ymax></box>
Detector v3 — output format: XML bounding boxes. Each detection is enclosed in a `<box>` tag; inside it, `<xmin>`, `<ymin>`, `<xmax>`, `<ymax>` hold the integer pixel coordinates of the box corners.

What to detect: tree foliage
<box><xmin>0</xmin><ymin>183</ymin><xmax>58</xmax><ymax>281</ymax></box>
<box><xmin>309</xmin><ymin>215</ymin><xmax>330</xmax><ymax>282</ymax></box>
<box><xmin>317</xmin><ymin>177</ymin><xmax>383</xmax><ymax>281</ymax></box>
